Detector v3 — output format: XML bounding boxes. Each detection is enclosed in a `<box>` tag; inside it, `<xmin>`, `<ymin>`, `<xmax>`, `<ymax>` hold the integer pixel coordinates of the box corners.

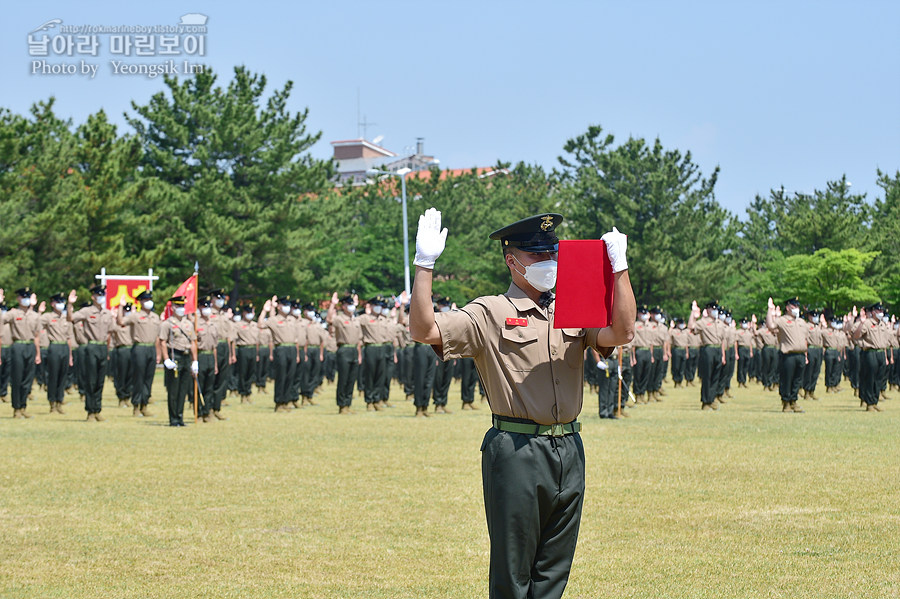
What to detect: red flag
<box><xmin>163</xmin><ymin>274</ymin><xmax>198</xmax><ymax>320</ymax></box>
<box><xmin>553</xmin><ymin>240</ymin><xmax>614</xmax><ymax>329</ymax></box>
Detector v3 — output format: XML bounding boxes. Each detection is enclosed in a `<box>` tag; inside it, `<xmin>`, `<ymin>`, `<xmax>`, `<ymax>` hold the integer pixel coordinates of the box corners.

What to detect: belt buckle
<box><xmin>549</xmin><ymin>423</ymin><xmax>565</xmax><ymax>437</ymax></box>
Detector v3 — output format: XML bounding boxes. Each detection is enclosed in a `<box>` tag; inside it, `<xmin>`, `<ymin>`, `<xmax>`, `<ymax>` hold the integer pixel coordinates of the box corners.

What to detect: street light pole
<box><xmin>366</xmin><ymin>167</ymin><xmax>414</xmax><ymax>297</ymax></box>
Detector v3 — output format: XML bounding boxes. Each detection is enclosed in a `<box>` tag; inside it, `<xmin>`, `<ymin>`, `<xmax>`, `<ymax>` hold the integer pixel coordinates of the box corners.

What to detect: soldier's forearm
<box><xmin>410</xmin><ymin>266</ymin><xmax>439</xmax><ymax>344</ymax></box>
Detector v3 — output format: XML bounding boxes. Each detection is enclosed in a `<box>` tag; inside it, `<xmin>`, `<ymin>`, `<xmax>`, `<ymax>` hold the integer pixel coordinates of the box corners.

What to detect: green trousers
<box><xmin>82</xmin><ymin>343</ymin><xmax>108</xmax><ymax>414</ymax></box>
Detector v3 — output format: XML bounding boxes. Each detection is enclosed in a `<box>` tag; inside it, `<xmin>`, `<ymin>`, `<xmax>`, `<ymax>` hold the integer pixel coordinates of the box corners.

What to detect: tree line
<box><xmin>1</xmin><ymin>66</ymin><xmax>897</xmax><ymax>317</ymax></box>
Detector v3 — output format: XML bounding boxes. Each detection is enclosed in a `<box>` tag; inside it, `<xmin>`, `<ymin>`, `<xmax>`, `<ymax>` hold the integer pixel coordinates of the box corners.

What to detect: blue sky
<box><xmin>2</xmin><ymin>1</ymin><xmax>898</xmax><ymax>216</ymax></box>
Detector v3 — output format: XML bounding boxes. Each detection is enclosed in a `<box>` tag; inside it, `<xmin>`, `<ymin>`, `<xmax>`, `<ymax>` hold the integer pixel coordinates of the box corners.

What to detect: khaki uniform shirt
<box><xmin>770</xmin><ymin>316</ymin><xmax>808</xmax><ymax>353</ymax></box>
<box><xmin>70</xmin><ymin>305</ymin><xmax>114</xmax><ymax>342</ymax></box>
<box><xmin>73</xmin><ymin>322</ymin><xmax>87</xmax><ymax>346</ymax></box>
<box><xmin>332</xmin><ymin>312</ymin><xmax>362</xmax><ymax>346</ymax></box>
<box><xmin>691</xmin><ymin>316</ymin><xmax>724</xmax><ymax>346</ymax></box>
<box><xmin>361</xmin><ymin>313</ymin><xmax>384</xmax><ymax>345</ymax></box>
<box><xmin>210</xmin><ymin>309</ymin><xmax>232</xmax><ymax>344</ymax></box>
<box><xmin>195</xmin><ymin>316</ymin><xmax>219</xmax><ymax>352</ymax></box>
<box><xmin>110</xmin><ymin>322</ymin><xmax>132</xmax><ymax>347</ymax></box>
<box><xmin>2</xmin><ymin>308</ymin><xmax>41</xmax><ymax>341</ymax></box>
<box><xmin>234</xmin><ymin>321</ymin><xmax>259</xmax><ymax>346</ymax></box>
<box><xmin>735</xmin><ymin>328</ymin><xmax>755</xmax><ymax>349</ymax></box>
<box><xmin>806</xmin><ymin>323</ymin><xmax>824</xmax><ymax>348</ymax></box>
<box><xmin>293</xmin><ymin>316</ymin><xmax>308</xmax><ymax>347</ymax></box>
<box><xmin>631</xmin><ymin>320</ymin><xmax>653</xmax><ymax>349</ymax></box>
<box><xmin>122</xmin><ymin>310</ymin><xmax>162</xmax><ymax>344</ymax></box>
<box><xmin>852</xmin><ymin>320</ymin><xmax>880</xmax><ymax>350</ymax></box>
<box><xmin>1</xmin><ymin>320</ymin><xmax>11</xmax><ymax>345</ymax></box>
<box><xmin>324</xmin><ymin>331</ymin><xmax>337</xmax><ymax>352</ymax></box>
<box><xmin>822</xmin><ymin>328</ymin><xmax>843</xmax><ymax>350</ymax></box>
<box><xmin>433</xmin><ymin>282</ymin><xmax>611</xmax><ymax>425</ymax></box>
<box><xmin>756</xmin><ymin>327</ymin><xmax>777</xmax><ymax>348</ymax></box>
<box><xmin>669</xmin><ymin>328</ymin><xmax>691</xmax><ymax>349</ymax></box>
<box><xmin>258</xmin><ymin>326</ymin><xmax>273</xmax><ymax>348</ymax></box>
<box><xmin>687</xmin><ymin>329</ymin><xmax>701</xmax><ymax>348</ymax></box>
<box><xmin>41</xmin><ymin>312</ymin><xmax>72</xmax><ymax>344</ymax></box>
<box><xmin>263</xmin><ymin>313</ymin><xmax>296</xmax><ymax>345</ymax></box>
<box><xmin>305</xmin><ymin>320</ymin><xmax>326</xmax><ymax>347</ymax></box>
<box><xmin>159</xmin><ymin>314</ymin><xmax>195</xmax><ymax>352</ymax></box>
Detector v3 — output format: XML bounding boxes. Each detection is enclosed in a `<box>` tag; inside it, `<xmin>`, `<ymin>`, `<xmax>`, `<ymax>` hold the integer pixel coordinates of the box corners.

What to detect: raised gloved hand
<box><xmin>596</xmin><ymin>360</ymin><xmax>609</xmax><ymax>371</ymax></box>
<box><xmin>414</xmin><ymin>207</ymin><xmax>448</xmax><ymax>269</ymax></box>
<box><xmin>191</xmin><ymin>360</ymin><xmax>199</xmax><ymax>375</ymax></box>
<box><xmin>163</xmin><ymin>359</ymin><xmax>177</xmax><ymax>370</ymax></box>
<box><xmin>601</xmin><ymin>227</ymin><xmax>628</xmax><ymax>273</ymax></box>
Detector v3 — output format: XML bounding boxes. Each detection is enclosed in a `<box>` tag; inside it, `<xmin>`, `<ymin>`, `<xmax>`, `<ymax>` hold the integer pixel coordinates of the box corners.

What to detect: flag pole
<box><xmin>616</xmin><ymin>347</ymin><xmax>623</xmax><ymax>418</ymax></box>
<box><xmin>192</xmin><ymin>262</ymin><xmax>199</xmax><ymax>424</ymax></box>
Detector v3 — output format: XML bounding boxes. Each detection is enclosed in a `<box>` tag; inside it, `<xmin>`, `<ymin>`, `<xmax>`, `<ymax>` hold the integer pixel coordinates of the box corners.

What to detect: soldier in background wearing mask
<box><xmin>687</xmin><ymin>300</ymin><xmax>727</xmax><ymax>411</ymax></box>
<box><xmin>41</xmin><ymin>292</ymin><xmax>74</xmax><ymax>414</ymax></box>
<box><xmin>630</xmin><ymin>305</ymin><xmax>653</xmax><ymax>404</ymax></box>
<box><xmin>822</xmin><ymin>312</ymin><xmax>846</xmax><ymax>393</ymax></box>
<box><xmin>0</xmin><ymin>288</ymin><xmax>41</xmax><ymax>418</ymax></box>
<box><xmin>260</xmin><ymin>296</ymin><xmax>299</xmax><ymax>412</ymax></box>
<box><xmin>67</xmin><ymin>285</ymin><xmax>114</xmax><ymax>421</ymax></box>
<box><xmin>327</xmin><ymin>293</ymin><xmax>362</xmax><ymax>414</ymax></box>
<box><xmin>669</xmin><ymin>317</ymin><xmax>690</xmax><ymax>387</ymax></box>
<box><xmin>159</xmin><ymin>296</ymin><xmax>198</xmax><ymax>426</ymax></box>
<box><xmin>735</xmin><ymin>317</ymin><xmax>755</xmax><ymax>388</ymax></box>
<box><xmin>119</xmin><ymin>290</ymin><xmax>161</xmax><ymax>417</ymax></box>
<box><xmin>765</xmin><ymin>297</ymin><xmax>808</xmax><ymax>413</ymax></box>
<box><xmin>801</xmin><ymin>309</ymin><xmax>825</xmax><ymax>400</ymax></box>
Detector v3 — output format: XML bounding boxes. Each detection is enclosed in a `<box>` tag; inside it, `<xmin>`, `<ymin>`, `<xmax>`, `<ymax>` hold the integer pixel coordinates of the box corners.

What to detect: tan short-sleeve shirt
<box><xmin>195</xmin><ymin>317</ymin><xmax>219</xmax><ymax>352</ymax></box>
<box><xmin>332</xmin><ymin>313</ymin><xmax>362</xmax><ymax>346</ymax></box>
<box><xmin>122</xmin><ymin>310</ymin><xmax>161</xmax><ymax>344</ymax></box>
<box><xmin>263</xmin><ymin>314</ymin><xmax>296</xmax><ymax>345</ymax></box>
<box><xmin>235</xmin><ymin>321</ymin><xmax>259</xmax><ymax>346</ymax></box>
<box><xmin>2</xmin><ymin>308</ymin><xmax>41</xmax><ymax>341</ymax></box>
<box><xmin>770</xmin><ymin>316</ymin><xmax>808</xmax><ymax>353</ymax></box>
<box><xmin>70</xmin><ymin>305</ymin><xmax>114</xmax><ymax>342</ymax></box>
<box><xmin>41</xmin><ymin>312</ymin><xmax>72</xmax><ymax>344</ymax></box>
<box><xmin>159</xmin><ymin>315</ymin><xmax>195</xmax><ymax>352</ymax></box>
<box><xmin>807</xmin><ymin>323</ymin><xmax>824</xmax><ymax>347</ymax></box>
<box><xmin>691</xmin><ymin>316</ymin><xmax>724</xmax><ymax>346</ymax></box>
<box><xmin>433</xmin><ymin>282</ymin><xmax>610</xmax><ymax>425</ymax></box>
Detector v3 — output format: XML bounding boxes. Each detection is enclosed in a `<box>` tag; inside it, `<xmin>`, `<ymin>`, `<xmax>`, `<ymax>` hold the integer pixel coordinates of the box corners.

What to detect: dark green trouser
<box><xmin>113</xmin><ymin>345</ymin><xmax>132</xmax><ymax>399</ymax></box>
<box><xmin>876</xmin><ymin>349</ymin><xmax>889</xmax><ymax>394</ymax></box>
<box><xmin>481</xmin><ymin>425</ymin><xmax>585</xmax><ymax>599</ymax></box>
<box><xmin>698</xmin><ymin>346</ymin><xmax>721</xmax><ymax>405</ymax></box>
<box><xmin>83</xmin><ymin>343</ymin><xmax>109</xmax><ymax>414</ymax></box>
<box><xmin>45</xmin><ymin>343</ymin><xmax>69</xmax><ymax>405</ymax></box>
<box><xmin>0</xmin><ymin>345</ymin><xmax>10</xmax><ymax>398</ymax></box>
<box><xmin>255</xmin><ymin>346</ymin><xmax>269</xmax><ymax>387</ymax></box>
<box><xmin>412</xmin><ymin>342</ymin><xmax>437</xmax><ymax>408</ymax></box>
<box><xmin>272</xmin><ymin>345</ymin><xmax>297</xmax><ymax>405</ymax></box>
<box><xmin>459</xmin><ymin>357</ymin><xmax>478</xmax><ymax>404</ymax></box>
<box><xmin>846</xmin><ymin>347</ymin><xmax>860</xmax><ymax>389</ymax></box>
<box><xmin>824</xmin><ymin>349</ymin><xmax>842</xmax><ymax>387</ymax></box>
<box><xmin>651</xmin><ymin>347</ymin><xmax>665</xmax><ymax>391</ymax></box>
<box><xmin>196</xmin><ymin>352</ymin><xmax>216</xmax><ymax>416</ymax></box>
<box><xmin>432</xmin><ymin>359</ymin><xmax>454</xmax><ymax>406</ymax></box>
<box><xmin>402</xmin><ymin>346</ymin><xmax>415</xmax><ymax>395</ymax></box>
<box><xmin>131</xmin><ymin>345</ymin><xmax>156</xmax><ymax>407</ymax></box>
<box><xmin>335</xmin><ymin>345</ymin><xmax>358</xmax><ymax>407</ymax></box>
<box><xmin>778</xmin><ymin>352</ymin><xmax>805</xmax><ymax>403</ymax></box>
<box><xmin>761</xmin><ymin>347</ymin><xmax>778</xmax><ymax>387</ymax></box>
<box><xmin>597</xmin><ymin>358</ymin><xmax>618</xmax><ymax>417</ymax></box>
<box><xmin>73</xmin><ymin>345</ymin><xmax>86</xmax><ymax>396</ymax></box>
<box><xmin>164</xmin><ymin>351</ymin><xmax>192</xmax><ymax>424</ymax></box>
<box><xmin>803</xmin><ymin>347</ymin><xmax>824</xmax><ymax>392</ymax></box>
<box><xmin>583</xmin><ymin>351</ymin><xmax>599</xmax><ymax>387</ymax></box>
<box><xmin>670</xmin><ymin>347</ymin><xmax>686</xmax><ymax>383</ymax></box>
<box><xmin>236</xmin><ymin>345</ymin><xmax>256</xmax><ymax>397</ymax></box>
<box><xmin>9</xmin><ymin>342</ymin><xmax>36</xmax><ymax>409</ymax></box>
<box><xmin>324</xmin><ymin>350</ymin><xmax>335</xmax><ymax>383</ymax></box>
<box><xmin>363</xmin><ymin>344</ymin><xmax>389</xmax><ymax>403</ymax></box>
<box><xmin>632</xmin><ymin>349</ymin><xmax>651</xmax><ymax>395</ymax></box>
<box><xmin>685</xmin><ymin>348</ymin><xmax>698</xmax><ymax>381</ymax></box>
<box><xmin>300</xmin><ymin>346</ymin><xmax>321</xmax><ymax>398</ymax></box>
<box><xmin>213</xmin><ymin>341</ymin><xmax>230</xmax><ymax>406</ymax></box>
<box><xmin>737</xmin><ymin>347</ymin><xmax>751</xmax><ymax>383</ymax></box>
<box><xmin>717</xmin><ymin>347</ymin><xmax>735</xmax><ymax>396</ymax></box>
<box><xmin>858</xmin><ymin>350</ymin><xmax>880</xmax><ymax>405</ymax></box>
<box><xmin>291</xmin><ymin>348</ymin><xmax>306</xmax><ymax>401</ymax></box>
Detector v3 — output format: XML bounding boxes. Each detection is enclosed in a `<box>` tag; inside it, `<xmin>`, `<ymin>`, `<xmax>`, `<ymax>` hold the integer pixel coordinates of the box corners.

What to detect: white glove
<box><xmin>413</xmin><ymin>207</ymin><xmax>448</xmax><ymax>269</ymax></box>
<box><xmin>596</xmin><ymin>360</ymin><xmax>609</xmax><ymax>371</ymax></box>
<box><xmin>191</xmin><ymin>360</ymin><xmax>199</xmax><ymax>374</ymax></box>
<box><xmin>163</xmin><ymin>358</ymin><xmax>176</xmax><ymax>370</ymax></box>
<box><xmin>601</xmin><ymin>226</ymin><xmax>628</xmax><ymax>273</ymax></box>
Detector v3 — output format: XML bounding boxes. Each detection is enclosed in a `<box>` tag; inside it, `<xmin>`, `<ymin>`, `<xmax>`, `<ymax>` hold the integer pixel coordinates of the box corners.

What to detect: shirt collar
<box><xmin>505</xmin><ymin>281</ymin><xmax>548</xmax><ymax>319</ymax></box>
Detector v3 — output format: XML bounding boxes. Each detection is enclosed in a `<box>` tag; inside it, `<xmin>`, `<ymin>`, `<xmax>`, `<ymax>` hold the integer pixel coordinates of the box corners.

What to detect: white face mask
<box><xmin>725</xmin><ymin>316</ymin><xmax>733</xmax><ymax>324</ymax></box>
<box><xmin>233</xmin><ymin>314</ymin><xmax>242</xmax><ymax>322</ymax></box>
<box><xmin>343</xmin><ymin>303</ymin><xmax>354</xmax><ymax>314</ymax></box>
<box><xmin>53</xmin><ymin>302</ymin><xmax>66</xmax><ymax>312</ymax></box>
<box><xmin>142</xmin><ymin>301</ymin><xmax>154</xmax><ymax>311</ymax></box>
<box><xmin>291</xmin><ymin>308</ymin><xmax>301</xmax><ymax>317</ymax></box>
<box><xmin>654</xmin><ymin>313</ymin><xmax>663</xmax><ymax>323</ymax></box>
<box><xmin>513</xmin><ymin>256</ymin><xmax>557</xmax><ymax>293</ymax></box>
<box><xmin>718</xmin><ymin>313</ymin><xmax>726</xmax><ymax>321</ymax></box>
<box><xmin>280</xmin><ymin>305</ymin><xmax>291</xmax><ymax>315</ymax></box>
<box><xmin>441</xmin><ymin>306</ymin><xmax>450</xmax><ymax>313</ymax></box>
<box><xmin>832</xmin><ymin>322</ymin><xmax>843</xmax><ymax>330</ymax></box>
<box><xmin>677</xmin><ymin>324</ymin><xmax>686</xmax><ymax>330</ymax></box>
<box><xmin>247</xmin><ymin>313</ymin><xmax>255</xmax><ymax>320</ymax></box>
<box><xmin>640</xmin><ymin>313</ymin><xmax>649</xmax><ymax>322</ymax></box>
<box><xmin>174</xmin><ymin>307</ymin><xmax>186</xmax><ymax>317</ymax></box>
<box><xmin>19</xmin><ymin>298</ymin><xmax>31</xmax><ymax>308</ymax></box>
<box><xmin>709</xmin><ymin>309</ymin><xmax>719</xmax><ymax>320</ymax></box>
<box><xmin>373</xmin><ymin>305</ymin><xmax>383</xmax><ymax>315</ymax></box>
<box><xmin>306</xmin><ymin>310</ymin><xmax>316</xmax><ymax>319</ymax></box>
<box><xmin>811</xmin><ymin>315</ymin><xmax>820</xmax><ymax>324</ymax></box>
<box><xmin>214</xmin><ymin>298</ymin><xmax>225</xmax><ymax>309</ymax></box>
<box><xmin>741</xmin><ymin>323</ymin><xmax>749</xmax><ymax>329</ymax></box>
<box><xmin>790</xmin><ymin>308</ymin><xmax>800</xmax><ymax>318</ymax></box>
<box><xmin>200</xmin><ymin>307</ymin><xmax>212</xmax><ymax>317</ymax></box>
<box><xmin>94</xmin><ymin>294</ymin><xmax>105</xmax><ymax>305</ymax></box>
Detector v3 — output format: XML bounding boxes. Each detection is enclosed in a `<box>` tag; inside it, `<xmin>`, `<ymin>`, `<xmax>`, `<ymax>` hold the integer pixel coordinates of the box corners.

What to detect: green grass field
<box><xmin>2</xmin><ymin>372</ymin><xmax>899</xmax><ymax>599</ymax></box>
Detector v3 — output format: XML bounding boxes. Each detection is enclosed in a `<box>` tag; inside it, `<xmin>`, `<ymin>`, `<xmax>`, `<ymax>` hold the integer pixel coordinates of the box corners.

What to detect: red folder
<box><xmin>554</xmin><ymin>240</ymin><xmax>614</xmax><ymax>329</ymax></box>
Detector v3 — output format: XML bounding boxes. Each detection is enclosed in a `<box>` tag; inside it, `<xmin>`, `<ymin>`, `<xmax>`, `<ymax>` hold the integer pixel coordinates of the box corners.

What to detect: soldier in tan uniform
<box><xmin>159</xmin><ymin>296</ymin><xmax>198</xmax><ymax>426</ymax></box>
<box><xmin>669</xmin><ymin>318</ymin><xmax>690</xmax><ymax>387</ymax></box>
<box><xmin>852</xmin><ymin>304</ymin><xmax>885</xmax><ymax>411</ymax></box>
<box><xmin>409</xmin><ymin>209</ymin><xmax>635</xmax><ymax>599</ymax></box>
<box><xmin>209</xmin><ymin>289</ymin><xmax>235</xmax><ymax>413</ymax></box>
<box><xmin>67</xmin><ymin>285</ymin><xmax>114</xmax><ymax>421</ymax></box>
<box><xmin>0</xmin><ymin>288</ymin><xmax>42</xmax><ymax>418</ymax></box>
<box><xmin>260</xmin><ymin>296</ymin><xmax>299</xmax><ymax>412</ymax></box>
<box><xmin>755</xmin><ymin>318</ymin><xmax>779</xmax><ymax>391</ymax></box>
<box><xmin>801</xmin><ymin>309</ymin><xmax>825</xmax><ymax>400</ymax></box>
<box><xmin>687</xmin><ymin>300</ymin><xmax>726</xmax><ymax>410</ymax></box>
<box><xmin>195</xmin><ymin>297</ymin><xmax>220</xmax><ymax>421</ymax></box>
<box><xmin>234</xmin><ymin>304</ymin><xmax>259</xmax><ymax>404</ymax></box>
<box><xmin>256</xmin><ymin>312</ymin><xmax>272</xmax><ymax>396</ymax></box>
<box><xmin>327</xmin><ymin>293</ymin><xmax>362</xmax><ymax>414</ymax></box>
<box><xmin>765</xmin><ymin>297</ymin><xmax>808</xmax><ymax>413</ymax></box>
<box><xmin>361</xmin><ymin>296</ymin><xmax>392</xmax><ymax>411</ymax></box>
<box><xmin>735</xmin><ymin>318</ymin><xmax>755</xmax><ymax>388</ymax></box>
<box><xmin>0</xmin><ymin>303</ymin><xmax>11</xmax><ymax>403</ymax></box>
<box><xmin>119</xmin><ymin>290</ymin><xmax>161</xmax><ymax>417</ymax></box>
<box><xmin>300</xmin><ymin>303</ymin><xmax>325</xmax><ymax>405</ymax></box>
<box><xmin>289</xmin><ymin>300</ymin><xmax>308</xmax><ymax>408</ymax></box>
<box><xmin>110</xmin><ymin>302</ymin><xmax>134</xmax><ymax>407</ymax></box>
<box><xmin>630</xmin><ymin>305</ymin><xmax>653</xmax><ymax>403</ymax></box>
<box><xmin>823</xmin><ymin>313</ymin><xmax>846</xmax><ymax>393</ymax></box>
<box><xmin>685</xmin><ymin>323</ymin><xmax>700</xmax><ymax>385</ymax></box>
<box><xmin>40</xmin><ymin>292</ymin><xmax>74</xmax><ymax>414</ymax></box>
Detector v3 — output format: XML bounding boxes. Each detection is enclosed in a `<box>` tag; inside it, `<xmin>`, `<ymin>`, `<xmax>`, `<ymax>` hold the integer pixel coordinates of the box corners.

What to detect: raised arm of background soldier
<box><xmin>764</xmin><ymin>297</ymin><xmax>778</xmax><ymax>331</ymax></box>
<box><xmin>687</xmin><ymin>300</ymin><xmax>701</xmax><ymax>332</ymax></box>
<box><xmin>326</xmin><ymin>292</ymin><xmax>339</xmax><ymax>325</ymax></box>
<box><xmin>852</xmin><ymin>307</ymin><xmax>867</xmax><ymax>340</ymax></box>
<box><xmin>409</xmin><ymin>208</ymin><xmax>448</xmax><ymax>346</ymax></box>
<box><xmin>258</xmin><ymin>297</ymin><xmax>274</xmax><ymax>329</ymax></box>
<box><xmin>116</xmin><ymin>301</ymin><xmax>127</xmax><ymax>327</ymax></box>
<box><xmin>65</xmin><ymin>290</ymin><xmax>79</xmax><ymax>323</ymax></box>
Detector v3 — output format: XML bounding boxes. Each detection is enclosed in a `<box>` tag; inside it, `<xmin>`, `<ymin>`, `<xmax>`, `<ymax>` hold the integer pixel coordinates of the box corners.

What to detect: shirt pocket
<box><xmin>499</xmin><ymin>326</ymin><xmax>540</xmax><ymax>372</ymax></box>
<box><xmin>561</xmin><ymin>328</ymin><xmax>586</xmax><ymax>369</ymax></box>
